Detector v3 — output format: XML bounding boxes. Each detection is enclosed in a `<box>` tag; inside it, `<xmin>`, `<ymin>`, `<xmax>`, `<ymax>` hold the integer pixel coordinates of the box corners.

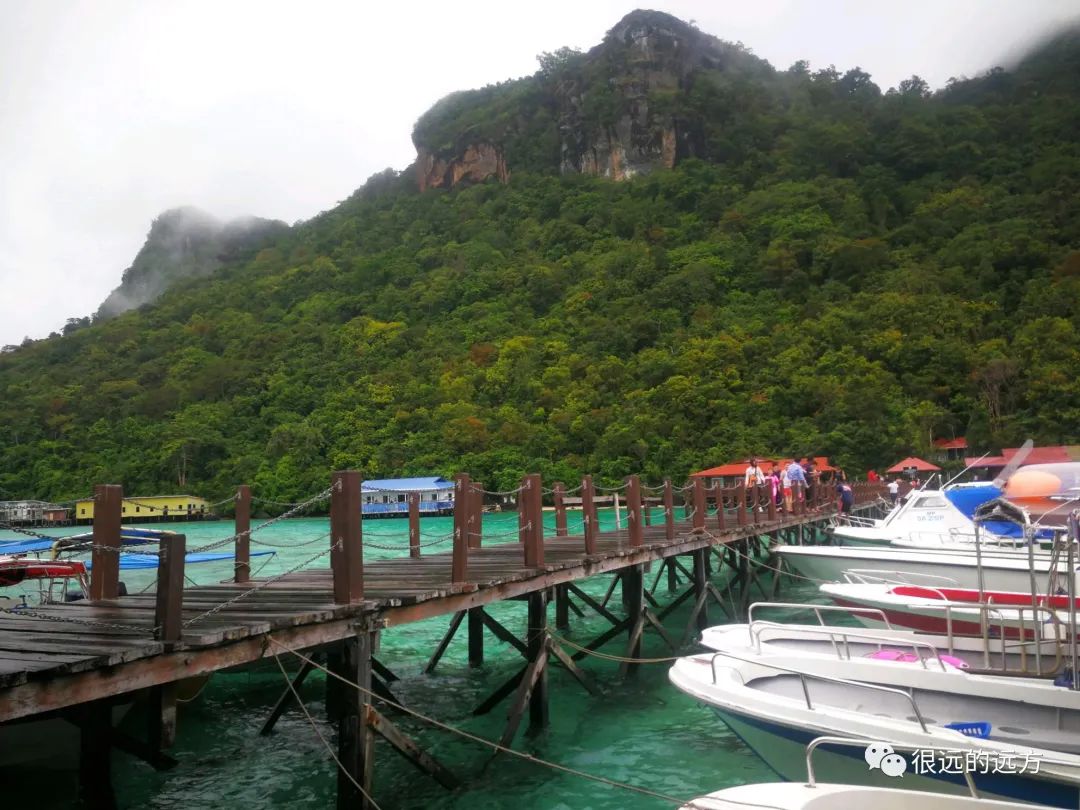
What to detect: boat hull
<box><xmin>777</xmin><ymin>545</ymin><xmax>1065</xmax><ymax>592</ymax></box>
<box><xmin>712</xmin><ymin>707</ymin><xmax>1080</xmax><ymax>808</ymax></box>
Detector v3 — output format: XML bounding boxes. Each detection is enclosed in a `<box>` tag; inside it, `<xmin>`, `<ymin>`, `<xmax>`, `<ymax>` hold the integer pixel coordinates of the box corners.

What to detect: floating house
<box><xmin>361</xmin><ymin>477</ymin><xmax>454</xmax><ymax>518</ymax></box>
<box><xmin>74</xmin><ymin>495</ymin><xmax>211</xmax><ymax>525</ymax></box>
<box><xmin>0</xmin><ymin>500</ymin><xmax>70</xmax><ymax>526</ymax></box>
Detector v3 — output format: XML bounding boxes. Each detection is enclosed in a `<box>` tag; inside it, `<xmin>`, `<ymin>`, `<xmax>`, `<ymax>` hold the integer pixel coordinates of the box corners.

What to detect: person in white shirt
<box><xmin>887</xmin><ymin>478</ymin><xmax>900</xmax><ymax>505</ymax></box>
<box><xmin>745</xmin><ymin>458</ymin><xmax>766</xmax><ymax>512</ymax></box>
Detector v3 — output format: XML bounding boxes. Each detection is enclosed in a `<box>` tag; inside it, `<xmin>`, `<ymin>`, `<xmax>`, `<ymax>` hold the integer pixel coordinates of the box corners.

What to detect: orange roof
<box><xmin>693</xmin><ymin>456</ymin><xmax>836</xmax><ymax>477</ymax></box>
<box><xmin>886</xmin><ymin>456</ymin><xmax>942</xmax><ymax>473</ymax></box>
<box><xmin>966</xmin><ymin>446</ymin><xmax>1080</xmax><ymax>468</ymax></box>
<box><xmin>933</xmin><ymin>437</ymin><xmax>968</xmax><ymax>450</ymax></box>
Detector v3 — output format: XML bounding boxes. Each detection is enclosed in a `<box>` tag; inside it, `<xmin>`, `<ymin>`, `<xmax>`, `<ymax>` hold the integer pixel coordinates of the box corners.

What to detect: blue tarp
<box><xmin>0</xmin><ymin>538</ymin><xmax>56</xmax><ymax>555</ymax></box>
<box><xmin>83</xmin><ymin>550</ymin><xmax>275</xmax><ymax>570</ymax></box>
<box><xmin>944</xmin><ymin>484</ymin><xmax>1056</xmax><ymax>538</ymax></box>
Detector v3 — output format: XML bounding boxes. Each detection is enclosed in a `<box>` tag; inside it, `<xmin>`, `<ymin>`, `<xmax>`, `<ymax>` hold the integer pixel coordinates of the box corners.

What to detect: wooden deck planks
<box><xmin>0</xmin><ymin>509</ymin><xmax>834</xmax><ymax>704</ymax></box>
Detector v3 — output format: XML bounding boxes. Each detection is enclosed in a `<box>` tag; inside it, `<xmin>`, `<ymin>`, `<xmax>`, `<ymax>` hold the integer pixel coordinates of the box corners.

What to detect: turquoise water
<box><xmin>1</xmin><ymin>511</ymin><xmax>823</xmax><ymax>809</ymax></box>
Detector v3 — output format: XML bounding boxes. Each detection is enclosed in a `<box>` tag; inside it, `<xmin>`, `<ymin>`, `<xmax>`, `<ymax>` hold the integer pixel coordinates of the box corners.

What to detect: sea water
<box><xmin>0</xmin><ymin>510</ymin><xmax>822</xmax><ymax>808</ymax></box>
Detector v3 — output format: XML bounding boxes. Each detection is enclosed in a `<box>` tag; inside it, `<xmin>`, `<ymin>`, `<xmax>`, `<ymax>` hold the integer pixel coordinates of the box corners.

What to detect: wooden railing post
<box><xmin>751</xmin><ymin>484</ymin><xmax>761</xmax><ymax>525</ymax></box>
<box><xmin>737</xmin><ymin>484</ymin><xmax>747</xmax><ymax>527</ymax></box>
<box><xmin>521</xmin><ymin>474</ymin><xmax>544</xmax><ymax>567</ymax></box>
<box><xmin>716</xmin><ymin>486</ymin><xmax>727</xmax><ymax>531</ymax></box>
<box><xmin>408</xmin><ymin>492</ymin><xmax>420</xmax><ymax>559</ymax></box>
<box><xmin>663</xmin><ymin>479</ymin><xmax>675</xmax><ymax>542</ymax></box>
<box><xmin>553</xmin><ymin>482</ymin><xmax>568</xmax><ymax>537</ymax></box>
<box><xmin>452</xmin><ymin>474</ymin><xmax>471</xmax><ymax>583</ymax></box>
<box><xmin>626</xmin><ymin>475</ymin><xmax>643</xmax><ymax>547</ymax></box>
<box><xmin>692</xmin><ymin>478</ymin><xmax>706</xmax><ymax>531</ymax></box>
<box><xmin>469</xmin><ymin>482</ymin><xmax>483</xmax><ymax>549</ymax></box>
<box><xmin>89</xmin><ymin>483</ymin><xmax>123</xmax><ymax>601</ymax></box>
<box><xmin>234</xmin><ymin>484</ymin><xmax>251</xmax><ymax>583</ymax></box>
<box><xmin>580</xmin><ymin>475</ymin><xmax>598</xmax><ymax>554</ymax></box>
<box><xmin>330</xmin><ymin>471</ymin><xmax>364</xmax><ymax>604</ymax></box>
<box><xmin>767</xmin><ymin>481</ymin><xmax>778</xmax><ymax>522</ymax></box>
<box><xmin>154</xmin><ymin>533</ymin><xmax>186</xmax><ymax>647</ymax></box>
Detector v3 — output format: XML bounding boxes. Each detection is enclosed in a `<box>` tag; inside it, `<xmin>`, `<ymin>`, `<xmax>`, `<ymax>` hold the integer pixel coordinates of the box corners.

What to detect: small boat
<box><xmin>776</xmin><ymin>543</ymin><xmax>1066</xmax><ymax>592</ymax></box>
<box><xmin>820</xmin><ymin>579</ymin><xmax>1077</xmax><ymax>641</ymax></box>
<box><xmin>669</xmin><ymin>649</ymin><xmax>1080</xmax><ymax>806</ymax></box>
<box><xmin>0</xmin><ymin>558</ymin><xmax>88</xmax><ymax>588</ymax></box>
<box><xmin>682</xmin><ymin>736</ymin><xmax>1048</xmax><ymax>809</ymax></box>
<box><xmin>827</xmin><ymin>482</ymin><xmax>1003</xmax><ymax>547</ymax></box>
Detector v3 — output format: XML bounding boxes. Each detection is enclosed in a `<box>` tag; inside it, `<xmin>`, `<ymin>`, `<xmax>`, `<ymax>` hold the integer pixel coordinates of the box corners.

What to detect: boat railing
<box><xmin>746</xmin><ymin>601</ymin><xmax>893</xmax><ymax>632</ymax></box>
<box><xmin>804</xmin><ymin>736</ymin><xmax>979</xmax><ymax>796</ymax></box>
<box><xmin>840</xmin><ymin>568</ymin><xmax>961</xmax><ymax>587</ymax></box>
<box><xmin>829</xmin><ymin>513</ymin><xmax>880</xmax><ymax>528</ymax></box>
<box><xmin>708</xmin><ymin>651</ymin><xmax>930</xmax><ymax>732</ymax></box>
<box><xmin>747</xmin><ymin>620</ymin><xmax>951</xmax><ymax>672</ymax></box>
<box><xmin>979</xmin><ymin>602</ymin><xmax>1063</xmax><ymax>677</ymax></box>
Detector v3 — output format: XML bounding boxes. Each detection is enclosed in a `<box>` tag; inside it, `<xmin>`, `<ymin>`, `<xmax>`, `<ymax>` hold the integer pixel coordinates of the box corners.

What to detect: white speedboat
<box><xmin>827</xmin><ymin>482</ymin><xmax>1001</xmax><ymax>547</ymax></box>
<box><xmin>684</xmin><ymin>782</ymin><xmax>1049</xmax><ymax>809</ymax></box>
<box><xmin>669</xmin><ymin>649</ymin><xmax>1080</xmax><ymax>806</ymax></box>
<box><xmin>820</xmin><ymin>580</ymin><xmax>1076</xmax><ymax>643</ymax></box>
<box><xmin>775</xmin><ymin>542</ymin><xmax>1067</xmax><ymax>592</ymax></box>
<box><xmin>683</xmin><ymin>737</ymin><xmax>1052</xmax><ymax>809</ymax></box>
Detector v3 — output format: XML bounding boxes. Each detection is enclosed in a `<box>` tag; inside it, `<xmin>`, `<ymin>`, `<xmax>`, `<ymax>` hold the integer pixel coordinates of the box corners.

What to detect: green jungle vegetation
<box><xmin>2</xmin><ymin>23</ymin><xmax>1080</xmax><ymax>505</ymax></box>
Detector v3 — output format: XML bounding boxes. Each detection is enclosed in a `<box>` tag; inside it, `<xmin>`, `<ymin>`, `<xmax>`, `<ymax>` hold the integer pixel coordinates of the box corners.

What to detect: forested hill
<box><xmin>2</xmin><ymin>14</ymin><xmax>1080</xmax><ymax>504</ymax></box>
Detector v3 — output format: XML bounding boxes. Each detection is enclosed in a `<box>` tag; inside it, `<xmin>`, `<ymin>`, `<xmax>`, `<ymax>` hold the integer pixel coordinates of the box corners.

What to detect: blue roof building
<box><xmin>360</xmin><ymin>477</ymin><xmax>455</xmax><ymax>517</ymax></box>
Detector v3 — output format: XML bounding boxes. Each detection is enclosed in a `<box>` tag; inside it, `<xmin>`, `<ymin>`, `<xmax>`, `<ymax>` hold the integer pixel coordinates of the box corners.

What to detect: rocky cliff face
<box><xmin>410</xmin><ymin>9</ymin><xmax>769</xmax><ymax>188</ymax></box>
<box><xmin>96</xmin><ymin>207</ymin><xmax>288</xmax><ymax>319</ymax></box>
<box><xmin>416</xmin><ymin>142</ymin><xmax>509</xmax><ymax>191</ymax></box>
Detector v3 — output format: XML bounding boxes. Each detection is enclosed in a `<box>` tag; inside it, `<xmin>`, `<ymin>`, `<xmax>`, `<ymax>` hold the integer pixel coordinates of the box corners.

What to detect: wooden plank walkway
<box><xmin>0</xmin><ymin>503</ymin><xmax>840</xmax><ymax>721</ymax></box>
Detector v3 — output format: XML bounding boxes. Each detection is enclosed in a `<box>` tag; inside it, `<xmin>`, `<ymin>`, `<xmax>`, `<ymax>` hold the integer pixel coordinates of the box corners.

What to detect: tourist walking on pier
<box><xmin>745</xmin><ymin>458</ymin><xmax>766</xmax><ymax>512</ymax></box>
<box><xmin>836</xmin><ymin>470</ymin><xmax>853</xmax><ymax>515</ymax></box>
<box><xmin>769</xmin><ymin>463</ymin><xmax>782</xmax><ymax>509</ymax></box>
<box><xmin>785</xmin><ymin>458</ymin><xmax>806</xmax><ymax>509</ymax></box>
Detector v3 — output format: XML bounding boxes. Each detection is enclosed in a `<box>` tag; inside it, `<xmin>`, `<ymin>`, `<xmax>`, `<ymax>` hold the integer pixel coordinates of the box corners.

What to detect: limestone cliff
<box><xmin>410</xmin><ymin>9</ymin><xmax>772</xmax><ymax>188</ymax></box>
<box><xmin>416</xmin><ymin>142</ymin><xmax>509</xmax><ymax>191</ymax></box>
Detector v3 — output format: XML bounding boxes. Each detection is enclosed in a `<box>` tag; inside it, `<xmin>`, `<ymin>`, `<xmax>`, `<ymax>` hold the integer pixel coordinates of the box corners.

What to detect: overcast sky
<box><xmin>1</xmin><ymin>0</ymin><xmax>1077</xmax><ymax>347</ymax></box>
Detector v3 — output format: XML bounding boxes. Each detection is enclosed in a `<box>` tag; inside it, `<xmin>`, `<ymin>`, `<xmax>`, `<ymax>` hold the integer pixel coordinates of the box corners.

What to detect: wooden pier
<box><xmin>0</xmin><ymin>472</ymin><xmax>884</xmax><ymax>807</ymax></box>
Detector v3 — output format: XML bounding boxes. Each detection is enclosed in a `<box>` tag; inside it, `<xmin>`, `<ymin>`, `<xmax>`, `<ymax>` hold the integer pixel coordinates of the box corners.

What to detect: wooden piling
<box><xmin>330</xmin><ymin>471</ymin><xmax>364</xmax><ymax>604</ymax></box>
<box><xmin>526</xmin><ymin>590</ymin><xmax>549</xmax><ymax>731</ymax></box>
<box><xmin>521</xmin><ymin>474</ymin><xmax>543</xmax><ymax>567</ymax></box>
<box><xmin>154</xmin><ymin>534</ymin><xmax>186</xmax><ymax>647</ymax></box>
<box><xmin>553</xmin><ymin>482</ymin><xmax>568</xmax><ymax>537</ymax></box>
<box><xmin>626</xmin><ymin>475</ymin><xmax>643</xmax><ymax>547</ymax></box>
<box><xmin>79</xmin><ymin>700</ymin><xmax>116</xmax><ymax>809</ymax></box>
<box><xmin>581</xmin><ymin>475</ymin><xmax>598</xmax><ymax>554</ymax></box>
<box><xmin>470</xmin><ymin>483</ymin><xmax>484</xmax><ymax>548</ymax></box>
<box><xmin>452</xmin><ymin>474</ymin><xmax>471</xmax><ymax>584</ymax></box>
<box><xmin>336</xmin><ymin>631</ymin><xmax>376</xmax><ymax>810</ymax></box>
<box><xmin>467</xmin><ymin>608</ymin><xmax>484</xmax><ymax>667</ymax></box>
<box><xmin>234</xmin><ymin>484</ymin><xmax>251</xmax><ymax>583</ymax></box>
<box><xmin>663</xmin><ymin>479</ymin><xmax>675</xmax><ymax>543</ymax></box>
<box><xmin>692</xmin><ymin>478</ymin><xmax>706</xmax><ymax>531</ymax></box>
<box><xmin>621</xmin><ymin>564</ymin><xmax>645</xmax><ymax>677</ymax></box>
<box><xmin>89</xmin><ymin>483</ymin><xmax>123</xmax><ymax>601</ymax></box>
<box><xmin>408</xmin><ymin>492</ymin><xmax>420</xmax><ymax>558</ymax></box>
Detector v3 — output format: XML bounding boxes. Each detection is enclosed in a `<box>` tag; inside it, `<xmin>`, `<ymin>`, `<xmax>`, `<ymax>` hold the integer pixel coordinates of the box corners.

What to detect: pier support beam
<box><xmin>336</xmin><ymin>630</ymin><xmax>376</xmax><ymax>810</ymax></box>
<box><xmin>467</xmin><ymin>607</ymin><xmax>484</xmax><ymax>667</ymax></box>
<box><xmin>79</xmin><ymin>700</ymin><xmax>116</xmax><ymax>810</ymax></box>
<box><xmin>620</xmin><ymin>564</ymin><xmax>644</xmax><ymax>677</ymax></box>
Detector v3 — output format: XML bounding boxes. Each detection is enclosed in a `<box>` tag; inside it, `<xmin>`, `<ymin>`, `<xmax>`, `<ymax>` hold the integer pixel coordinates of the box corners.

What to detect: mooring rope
<box><xmin>268</xmin><ymin>638</ymin><xmax>698</xmax><ymax>807</ymax></box>
<box><xmin>546</xmin><ymin>630</ymin><xmax>683</xmax><ymax>664</ymax></box>
<box><xmin>270</xmin><ymin>650</ymin><xmax>385</xmax><ymax>810</ymax></box>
